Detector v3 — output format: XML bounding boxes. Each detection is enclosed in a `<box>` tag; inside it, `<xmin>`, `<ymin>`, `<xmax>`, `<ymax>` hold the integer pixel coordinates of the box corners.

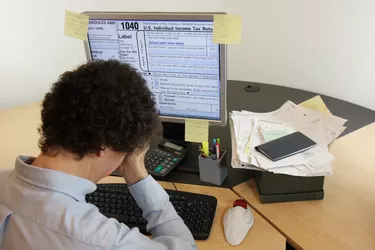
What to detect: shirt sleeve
<box><xmin>111</xmin><ymin>175</ymin><xmax>197</xmax><ymax>250</ymax></box>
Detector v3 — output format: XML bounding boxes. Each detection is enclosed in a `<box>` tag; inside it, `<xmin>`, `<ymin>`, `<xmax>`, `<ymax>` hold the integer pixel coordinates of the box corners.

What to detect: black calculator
<box><xmin>145</xmin><ymin>140</ymin><xmax>188</xmax><ymax>177</ymax></box>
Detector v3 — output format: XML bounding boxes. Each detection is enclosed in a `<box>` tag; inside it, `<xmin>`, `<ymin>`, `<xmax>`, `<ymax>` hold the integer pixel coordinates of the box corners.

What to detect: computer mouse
<box><xmin>223</xmin><ymin>199</ymin><xmax>254</xmax><ymax>246</ymax></box>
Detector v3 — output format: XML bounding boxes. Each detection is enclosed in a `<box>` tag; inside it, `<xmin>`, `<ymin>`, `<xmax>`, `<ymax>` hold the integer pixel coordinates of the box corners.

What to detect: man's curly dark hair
<box><xmin>38</xmin><ymin>60</ymin><xmax>160</xmax><ymax>158</ymax></box>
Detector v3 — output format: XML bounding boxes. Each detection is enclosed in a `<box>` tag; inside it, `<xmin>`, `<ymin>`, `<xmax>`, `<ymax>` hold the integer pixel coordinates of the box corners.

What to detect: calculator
<box><xmin>145</xmin><ymin>140</ymin><xmax>188</xmax><ymax>177</ymax></box>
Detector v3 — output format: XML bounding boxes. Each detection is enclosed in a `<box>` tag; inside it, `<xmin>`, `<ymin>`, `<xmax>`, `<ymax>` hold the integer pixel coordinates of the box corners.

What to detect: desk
<box><xmin>155</xmin><ymin>81</ymin><xmax>375</xmax><ymax>187</ymax></box>
<box><xmin>1</xmin><ymin>81</ymin><xmax>375</xmax><ymax>187</ymax></box>
<box><xmin>0</xmin><ymin>102</ymin><xmax>41</xmax><ymax>168</ymax></box>
<box><xmin>233</xmin><ymin>123</ymin><xmax>375</xmax><ymax>250</ymax></box>
<box><xmin>97</xmin><ymin>176</ymin><xmax>286</xmax><ymax>249</ymax></box>
<box><xmin>171</xmin><ymin>183</ymin><xmax>285</xmax><ymax>249</ymax></box>
<box><xmin>2</xmin><ymin>81</ymin><xmax>375</xmax><ymax>249</ymax></box>
<box><xmin>98</xmin><ymin>176</ymin><xmax>176</xmax><ymax>190</ymax></box>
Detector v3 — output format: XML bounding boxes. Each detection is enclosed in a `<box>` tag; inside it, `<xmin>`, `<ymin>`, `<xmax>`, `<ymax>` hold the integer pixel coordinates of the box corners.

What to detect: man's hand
<box><xmin>117</xmin><ymin>145</ymin><xmax>149</xmax><ymax>185</ymax></box>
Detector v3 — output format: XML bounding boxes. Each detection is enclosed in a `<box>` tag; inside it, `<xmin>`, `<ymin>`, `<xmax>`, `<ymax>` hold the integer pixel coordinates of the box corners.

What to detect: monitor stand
<box><xmin>162</xmin><ymin>122</ymin><xmax>200</xmax><ymax>173</ymax></box>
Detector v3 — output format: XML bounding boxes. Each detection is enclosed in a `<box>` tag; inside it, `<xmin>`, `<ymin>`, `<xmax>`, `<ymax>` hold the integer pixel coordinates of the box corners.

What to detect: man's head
<box><xmin>38</xmin><ymin>60</ymin><xmax>160</xmax><ymax>181</ymax></box>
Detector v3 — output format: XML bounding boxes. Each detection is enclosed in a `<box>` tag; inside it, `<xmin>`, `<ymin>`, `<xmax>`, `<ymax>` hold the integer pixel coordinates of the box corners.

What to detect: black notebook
<box><xmin>255</xmin><ymin>131</ymin><xmax>316</xmax><ymax>161</ymax></box>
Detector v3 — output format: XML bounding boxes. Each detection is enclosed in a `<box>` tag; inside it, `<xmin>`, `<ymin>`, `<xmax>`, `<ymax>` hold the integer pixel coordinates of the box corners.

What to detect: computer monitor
<box><xmin>83</xmin><ymin>12</ymin><xmax>227</xmax><ymax>127</ymax></box>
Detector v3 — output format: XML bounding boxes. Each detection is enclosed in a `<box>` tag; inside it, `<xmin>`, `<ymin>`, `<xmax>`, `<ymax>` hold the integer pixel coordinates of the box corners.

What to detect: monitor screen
<box><xmin>87</xmin><ymin>19</ymin><xmax>221</xmax><ymax>121</ymax></box>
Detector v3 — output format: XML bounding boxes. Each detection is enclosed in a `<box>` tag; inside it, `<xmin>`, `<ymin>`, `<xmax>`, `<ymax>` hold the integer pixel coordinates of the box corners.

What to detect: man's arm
<box><xmin>129</xmin><ymin>175</ymin><xmax>196</xmax><ymax>248</ymax></box>
<box><xmin>113</xmin><ymin>147</ymin><xmax>196</xmax><ymax>249</ymax></box>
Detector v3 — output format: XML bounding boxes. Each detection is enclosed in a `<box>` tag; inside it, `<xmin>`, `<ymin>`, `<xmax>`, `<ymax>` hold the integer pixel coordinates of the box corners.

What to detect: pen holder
<box><xmin>198</xmin><ymin>150</ymin><xmax>227</xmax><ymax>186</ymax></box>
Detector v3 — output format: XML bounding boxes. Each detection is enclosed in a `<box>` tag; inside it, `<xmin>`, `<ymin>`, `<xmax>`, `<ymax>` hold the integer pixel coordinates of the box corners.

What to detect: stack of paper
<box><xmin>230</xmin><ymin>99</ymin><xmax>347</xmax><ymax>177</ymax></box>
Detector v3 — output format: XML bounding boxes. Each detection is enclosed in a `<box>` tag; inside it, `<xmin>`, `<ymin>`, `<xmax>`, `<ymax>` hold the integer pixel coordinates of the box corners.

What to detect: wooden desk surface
<box><xmin>98</xmin><ymin>176</ymin><xmax>176</xmax><ymax>191</ymax></box>
<box><xmin>0</xmin><ymin>102</ymin><xmax>41</xmax><ymax>169</ymax></box>
<box><xmin>233</xmin><ymin>123</ymin><xmax>375</xmax><ymax>250</ymax></box>
<box><xmin>174</xmin><ymin>183</ymin><xmax>286</xmax><ymax>250</ymax></box>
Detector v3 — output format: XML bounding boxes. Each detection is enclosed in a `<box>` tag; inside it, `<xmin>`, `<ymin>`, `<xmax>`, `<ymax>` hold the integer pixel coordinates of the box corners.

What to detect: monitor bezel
<box><xmin>83</xmin><ymin>12</ymin><xmax>227</xmax><ymax>127</ymax></box>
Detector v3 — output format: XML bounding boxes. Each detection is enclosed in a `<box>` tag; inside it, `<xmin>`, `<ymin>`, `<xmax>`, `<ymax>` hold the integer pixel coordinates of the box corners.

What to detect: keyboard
<box><xmin>86</xmin><ymin>183</ymin><xmax>217</xmax><ymax>240</ymax></box>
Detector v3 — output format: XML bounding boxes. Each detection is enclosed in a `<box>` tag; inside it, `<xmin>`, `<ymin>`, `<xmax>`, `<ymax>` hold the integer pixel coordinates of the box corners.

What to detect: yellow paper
<box><xmin>213</xmin><ymin>15</ymin><xmax>242</xmax><ymax>44</ymax></box>
<box><xmin>64</xmin><ymin>10</ymin><xmax>89</xmax><ymax>41</ymax></box>
<box><xmin>299</xmin><ymin>95</ymin><xmax>332</xmax><ymax>115</ymax></box>
<box><xmin>185</xmin><ymin>119</ymin><xmax>209</xmax><ymax>143</ymax></box>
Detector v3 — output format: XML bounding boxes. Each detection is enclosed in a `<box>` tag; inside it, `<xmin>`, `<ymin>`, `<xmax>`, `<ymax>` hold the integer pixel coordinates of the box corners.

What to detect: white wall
<box><xmin>225</xmin><ymin>0</ymin><xmax>375</xmax><ymax>110</ymax></box>
<box><xmin>0</xmin><ymin>0</ymin><xmax>223</xmax><ymax>109</ymax></box>
<box><xmin>1</xmin><ymin>0</ymin><xmax>375</xmax><ymax>110</ymax></box>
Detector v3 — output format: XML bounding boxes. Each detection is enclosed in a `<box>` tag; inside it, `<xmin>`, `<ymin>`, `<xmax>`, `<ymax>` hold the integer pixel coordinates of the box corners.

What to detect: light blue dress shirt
<box><xmin>0</xmin><ymin>156</ymin><xmax>196</xmax><ymax>250</ymax></box>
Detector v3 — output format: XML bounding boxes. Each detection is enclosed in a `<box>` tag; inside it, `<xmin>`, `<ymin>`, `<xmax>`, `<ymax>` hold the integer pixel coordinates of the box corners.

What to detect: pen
<box><xmin>212</xmin><ymin>138</ymin><xmax>217</xmax><ymax>154</ymax></box>
<box><xmin>217</xmin><ymin>138</ymin><xmax>221</xmax><ymax>145</ymax></box>
<box><xmin>216</xmin><ymin>143</ymin><xmax>220</xmax><ymax>160</ymax></box>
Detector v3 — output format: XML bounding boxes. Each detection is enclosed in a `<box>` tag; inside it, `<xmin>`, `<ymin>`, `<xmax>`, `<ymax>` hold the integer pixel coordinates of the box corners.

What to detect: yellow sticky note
<box><xmin>299</xmin><ymin>95</ymin><xmax>332</xmax><ymax>115</ymax></box>
<box><xmin>185</xmin><ymin>119</ymin><xmax>209</xmax><ymax>143</ymax></box>
<box><xmin>64</xmin><ymin>10</ymin><xmax>89</xmax><ymax>41</ymax></box>
<box><xmin>213</xmin><ymin>14</ymin><xmax>242</xmax><ymax>44</ymax></box>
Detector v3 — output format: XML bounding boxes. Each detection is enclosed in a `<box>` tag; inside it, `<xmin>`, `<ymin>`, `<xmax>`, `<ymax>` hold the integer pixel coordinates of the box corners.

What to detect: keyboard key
<box><xmin>202</xmin><ymin>221</ymin><xmax>209</xmax><ymax>232</ymax></box>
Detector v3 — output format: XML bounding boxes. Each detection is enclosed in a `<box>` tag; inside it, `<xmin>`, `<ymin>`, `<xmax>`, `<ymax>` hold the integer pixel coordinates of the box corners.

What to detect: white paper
<box><xmin>229</xmin><ymin>101</ymin><xmax>346</xmax><ymax>176</ymax></box>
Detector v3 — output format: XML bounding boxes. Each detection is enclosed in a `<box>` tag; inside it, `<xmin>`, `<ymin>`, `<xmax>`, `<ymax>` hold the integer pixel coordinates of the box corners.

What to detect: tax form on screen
<box><xmin>87</xmin><ymin>19</ymin><xmax>221</xmax><ymax>120</ymax></box>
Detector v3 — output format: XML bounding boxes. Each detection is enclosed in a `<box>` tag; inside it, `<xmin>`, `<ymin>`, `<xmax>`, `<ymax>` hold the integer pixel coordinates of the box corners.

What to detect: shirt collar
<box><xmin>15</xmin><ymin>156</ymin><xmax>97</xmax><ymax>201</ymax></box>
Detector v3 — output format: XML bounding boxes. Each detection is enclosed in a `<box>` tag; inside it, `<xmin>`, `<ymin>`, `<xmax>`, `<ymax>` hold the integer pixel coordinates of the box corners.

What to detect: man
<box><xmin>0</xmin><ymin>60</ymin><xmax>196</xmax><ymax>250</ymax></box>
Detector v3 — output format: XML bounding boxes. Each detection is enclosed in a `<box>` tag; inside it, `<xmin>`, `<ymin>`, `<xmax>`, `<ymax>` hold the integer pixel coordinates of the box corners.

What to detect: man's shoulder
<box><xmin>18</xmin><ymin>199</ymin><xmax>124</xmax><ymax>248</ymax></box>
<box><xmin>0</xmin><ymin>168</ymin><xmax>12</xmax><ymax>176</ymax></box>
<box><xmin>0</xmin><ymin>169</ymin><xmax>13</xmax><ymax>192</ymax></box>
